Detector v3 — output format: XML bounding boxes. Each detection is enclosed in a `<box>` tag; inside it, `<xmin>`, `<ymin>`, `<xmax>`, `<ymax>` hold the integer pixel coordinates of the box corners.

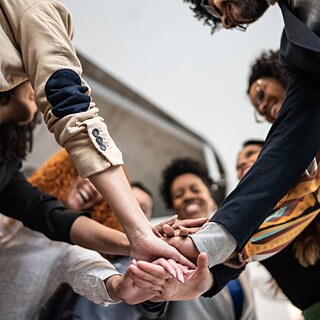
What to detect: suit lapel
<box><xmin>279</xmin><ymin>0</ymin><xmax>320</xmax><ymax>54</ymax></box>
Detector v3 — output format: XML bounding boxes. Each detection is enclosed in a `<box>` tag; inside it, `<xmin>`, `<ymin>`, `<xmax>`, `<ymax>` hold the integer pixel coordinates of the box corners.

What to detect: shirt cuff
<box><xmin>78</xmin><ymin>267</ymin><xmax>121</xmax><ymax>306</ymax></box>
<box><xmin>190</xmin><ymin>222</ymin><xmax>237</xmax><ymax>268</ymax></box>
<box><xmin>46</xmin><ymin>107</ymin><xmax>124</xmax><ymax>178</ymax></box>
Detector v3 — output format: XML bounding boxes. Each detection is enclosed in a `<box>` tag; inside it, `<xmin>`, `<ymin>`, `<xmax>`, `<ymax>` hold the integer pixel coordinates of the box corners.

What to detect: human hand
<box><xmin>106</xmin><ymin>257</ymin><xmax>189</xmax><ymax>304</ymax></box>
<box><xmin>129</xmin><ymin>233</ymin><xmax>196</xmax><ymax>269</ymax></box>
<box><xmin>153</xmin><ymin>216</ymin><xmax>208</xmax><ymax>237</ymax></box>
<box><xmin>105</xmin><ymin>271</ymin><xmax>158</xmax><ymax>305</ymax></box>
<box><xmin>129</xmin><ymin>253</ymin><xmax>214</xmax><ymax>301</ymax></box>
<box><xmin>160</xmin><ymin>234</ymin><xmax>200</xmax><ymax>263</ymax></box>
<box><xmin>130</xmin><ymin>257</ymin><xmax>190</xmax><ymax>285</ymax></box>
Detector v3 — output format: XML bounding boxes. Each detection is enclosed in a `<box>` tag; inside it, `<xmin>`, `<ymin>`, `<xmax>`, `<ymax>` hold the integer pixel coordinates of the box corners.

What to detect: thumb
<box><xmin>196</xmin><ymin>252</ymin><xmax>208</xmax><ymax>271</ymax></box>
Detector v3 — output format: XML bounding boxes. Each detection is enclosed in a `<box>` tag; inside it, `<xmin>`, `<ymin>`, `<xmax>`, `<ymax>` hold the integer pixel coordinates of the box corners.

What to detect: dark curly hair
<box><xmin>0</xmin><ymin>89</ymin><xmax>40</xmax><ymax>161</ymax></box>
<box><xmin>160</xmin><ymin>157</ymin><xmax>216</xmax><ymax>209</ymax></box>
<box><xmin>184</xmin><ymin>0</ymin><xmax>269</xmax><ymax>33</ymax></box>
<box><xmin>247</xmin><ymin>49</ymin><xmax>289</xmax><ymax>93</ymax></box>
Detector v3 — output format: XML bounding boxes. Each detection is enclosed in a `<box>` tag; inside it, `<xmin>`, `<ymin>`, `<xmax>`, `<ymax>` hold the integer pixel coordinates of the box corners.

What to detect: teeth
<box><xmin>79</xmin><ymin>190</ymin><xmax>89</xmax><ymax>202</ymax></box>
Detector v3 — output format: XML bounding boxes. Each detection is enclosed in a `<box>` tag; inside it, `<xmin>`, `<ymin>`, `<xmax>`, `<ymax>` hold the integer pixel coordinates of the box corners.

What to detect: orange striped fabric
<box><xmin>241</xmin><ymin>154</ymin><xmax>320</xmax><ymax>262</ymax></box>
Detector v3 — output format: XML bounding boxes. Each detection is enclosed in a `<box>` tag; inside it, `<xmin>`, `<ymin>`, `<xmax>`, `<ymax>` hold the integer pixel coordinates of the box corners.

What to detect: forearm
<box><xmin>70</xmin><ymin>215</ymin><xmax>130</xmax><ymax>256</ymax></box>
<box><xmin>89</xmin><ymin>166</ymin><xmax>154</xmax><ymax>240</ymax></box>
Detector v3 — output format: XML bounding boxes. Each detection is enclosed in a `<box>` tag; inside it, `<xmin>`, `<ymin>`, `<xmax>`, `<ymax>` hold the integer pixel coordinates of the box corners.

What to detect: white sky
<box><xmin>61</xmin><ymin>0</ymin><xmax>284</xmax><ymax>191</ymax></box>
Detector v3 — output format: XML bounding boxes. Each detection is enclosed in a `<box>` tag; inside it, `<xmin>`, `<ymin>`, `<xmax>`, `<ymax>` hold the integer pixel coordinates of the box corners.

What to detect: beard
<box><xmin>233</xmin><ymin>0</ymin><xmax>269</xmax><ymax>21</ymax></box>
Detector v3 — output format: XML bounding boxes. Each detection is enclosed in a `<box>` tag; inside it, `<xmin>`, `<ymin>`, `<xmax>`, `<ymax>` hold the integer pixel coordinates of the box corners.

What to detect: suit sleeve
<box><xmin>202</xmin><ymin>264</ymin><xmax>244</xmax><ymax>298</ymax></box>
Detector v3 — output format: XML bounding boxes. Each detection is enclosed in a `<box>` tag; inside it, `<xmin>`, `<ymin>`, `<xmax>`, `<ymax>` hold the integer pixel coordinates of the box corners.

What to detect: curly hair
<box><xmin>160</xmin><ymin>157</ymin><xmax>216</xmax><ymax>209</ymax></box>
<box><xmin>0</xmin><ymin>90</ymin><xmax>39</xmax><ymax>161</ymax></box>
<box><xmin>247</xmin><ymin>49</ymin><xmax>289</xmax><ymax>93</ymax></box>
<box><xmin>184</xmin><ymin>0</ymin><xmax>269</xmax><ymax>33</ymax></box>
<box><xmin>28</xmin><ymin>148</ymin><xmax>123</xmax><ymax>232</ymax></box>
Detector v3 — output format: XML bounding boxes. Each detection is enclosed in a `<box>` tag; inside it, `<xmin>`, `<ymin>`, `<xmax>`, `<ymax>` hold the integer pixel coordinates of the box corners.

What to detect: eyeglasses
<box><xmin>200</xmin><ymin>0</ymin><xmax>249</xmax><ymax>32</ymax></box>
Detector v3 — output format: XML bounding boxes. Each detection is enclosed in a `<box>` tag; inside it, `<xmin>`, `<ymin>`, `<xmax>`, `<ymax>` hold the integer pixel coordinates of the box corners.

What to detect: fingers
<box><xmin>152</xmin><ymin>215</ymin><xmax>178</xmax><ymax>236</ymax></box>
<box><xmin>171</xmin><ymin>217</ymin><xmax>208</xmax><ymax>229</ymax></box>
<box><xmin>178</xmin><ymin>226</ymin><xmax>189</xmax><ymax>237</ymax></box>
<box><xmin>162</xmin><ymin>224</ymin><xmax>175</xmax><ymax>237</ymax></box>
<box><xmin>129</xmin><ymin>260</ymin><xmax>171</xmax><ymax>286</ymax></box>
<box><xmin>151</xmin><ymin>225</ymin><xmax>162</xmax><ymax>237</ymax></box>
<box><xmin>153</xmin><ymin>258</ymin><xmax>188</xmax><ymax>283</ymax></box>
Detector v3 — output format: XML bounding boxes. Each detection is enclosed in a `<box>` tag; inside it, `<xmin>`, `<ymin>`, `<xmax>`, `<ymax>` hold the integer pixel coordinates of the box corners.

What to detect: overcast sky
<box><xmin>61</xmin><ymin>0</ymin><xmax>284</xmax><ymax>191</ymax></box>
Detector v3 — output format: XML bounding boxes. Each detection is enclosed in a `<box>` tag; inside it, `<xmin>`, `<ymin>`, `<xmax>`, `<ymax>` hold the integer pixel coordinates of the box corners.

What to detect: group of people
<box><xmin>0</xmin><ymin>0</ymin><xmax>320</xmax><ymax>319</ymax></box>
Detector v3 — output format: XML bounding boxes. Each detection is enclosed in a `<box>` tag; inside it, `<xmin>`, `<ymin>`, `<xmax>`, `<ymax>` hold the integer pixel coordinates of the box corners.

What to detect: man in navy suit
<box><xmin>170</xmin><ymin>0</ymin><xmax>320</xmax><ymax>275</ymax></box>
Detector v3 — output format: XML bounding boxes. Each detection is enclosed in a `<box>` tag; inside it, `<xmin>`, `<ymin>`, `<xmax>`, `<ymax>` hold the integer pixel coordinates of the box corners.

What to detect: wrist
<box><xmin>105</xmin><ymin>274</ymin><xmax>123</xmax><ymax>302</ymax></box>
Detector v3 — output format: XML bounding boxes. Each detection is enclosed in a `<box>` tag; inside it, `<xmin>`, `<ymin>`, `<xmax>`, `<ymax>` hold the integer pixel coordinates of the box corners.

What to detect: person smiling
<box><xmin>138</xmin><ymin>158</ymin><xmax>255</xmax><ymax>320</ymax></box>
<box><xmin>0</xmin><ymin>0</ymin><xmax>190</xmax><ymax>268</ymax></box>
<box><xmin>173</xmin><ymin>0</ymin><xmax>320</xmax><ymax>276</ymax></box>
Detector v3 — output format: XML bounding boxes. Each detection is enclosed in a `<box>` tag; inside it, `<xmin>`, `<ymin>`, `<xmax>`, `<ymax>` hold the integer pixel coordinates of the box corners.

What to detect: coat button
<box><xmin>99</xmin><ymin>144</ymin><xmax>106</xmax><ymax>151</ymax></box>
<box><xmin>92</xmin><ymin>128</ymin><xmax>100</xmax><ymax>137</ymax></box>
<box><xmin>96</xmin><ymin>136</ymin><xmax>103</xmax><ymax>144</ymax></box>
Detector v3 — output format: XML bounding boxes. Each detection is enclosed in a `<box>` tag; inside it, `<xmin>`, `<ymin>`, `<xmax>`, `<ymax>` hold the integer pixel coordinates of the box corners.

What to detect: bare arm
<box><xmin>90</xmin><ymin>167</ymin><xmax>195</xmax><ymax>268</ymax></box>
<box><xmin>70</xmin><ymin>216</ymin><xmax>130</xmax><ymax>256</ymax></box>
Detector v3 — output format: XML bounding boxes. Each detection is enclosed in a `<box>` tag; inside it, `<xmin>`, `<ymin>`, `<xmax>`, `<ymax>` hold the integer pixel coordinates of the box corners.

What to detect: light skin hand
<box><xmin>154</xmin><ymin>252</ymin><xmax>214</xmax><ymax>301</ymax></box>
<box><xmin>105</xmin><ymin>271</ymin><xmax>158</xmax><ymax>305</ymax></box>
<box><xmin>107</xmin><ymin>258</ymin><xmax>189</xmax><ymax>304</ymax></box>
<box><xmin>130</xmin><ymin>258</ymin><xmax>190</xmax><ymax>286</ymax></box>
<box><xmin>129</xmin><ymin>253</ymin><xmax>213</xmax><ymax>301</ymax></box>
<box><xmin>129</xmin><ymin>233</ymin><xmax>196</xmax><ymax>269</ymax></box>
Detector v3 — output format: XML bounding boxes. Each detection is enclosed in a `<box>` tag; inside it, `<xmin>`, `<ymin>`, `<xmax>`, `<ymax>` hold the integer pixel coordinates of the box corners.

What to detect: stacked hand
<box><xmin>106</xmin><ymin>255</ymin><xmax>191</xmax><ymax>304</ymax></box>
<box><xmin>129</xmin><ymin>216</ymin><xmax>207</xmax><ymax>268</ymax></box>
<box><xmin>116</xmin><ymin>215</ymin><xmax>212</xmax><ymax>303</ymax></box>
<box><xmin>128</xmin><ymin>252</ymin><xmax>214</xmax><ymax>301</ymax></box>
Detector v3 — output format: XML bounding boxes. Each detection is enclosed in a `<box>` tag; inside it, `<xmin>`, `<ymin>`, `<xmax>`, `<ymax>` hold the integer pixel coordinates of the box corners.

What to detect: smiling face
<box><xmin>249</xmin><ymin>77</ymin><xmax>286</xmax><ymax>123</ymax></box>
<box><xmin>237</xmin><ymin>144</ymin><xmax>262</xmax><ymax>180</ymax></box>
<box><xmin>206</xmin><ymin>0</ymin><xmax>268</xmax><ymax>29</ymax></box>
<box><xmin>65</xmin><ymin>176</ymin><xmax>103</xmax><ymax>211</ymax></box>
<box><xmin>170</xmin><ymin>173</ymin><xmax>217</xmax><ymax>220</ymax></box>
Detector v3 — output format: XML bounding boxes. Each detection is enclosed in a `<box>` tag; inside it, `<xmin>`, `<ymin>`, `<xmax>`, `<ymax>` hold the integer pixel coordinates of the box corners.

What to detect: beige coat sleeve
<box><xmin>61</xmin><ymin>245</ymin><xmax>121</xmax><ymax>306</ymax></box>
<box><xmin>3</xmin><ymin>0</ymin><xmax>123</xmax><ymax>177</ymax></box>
